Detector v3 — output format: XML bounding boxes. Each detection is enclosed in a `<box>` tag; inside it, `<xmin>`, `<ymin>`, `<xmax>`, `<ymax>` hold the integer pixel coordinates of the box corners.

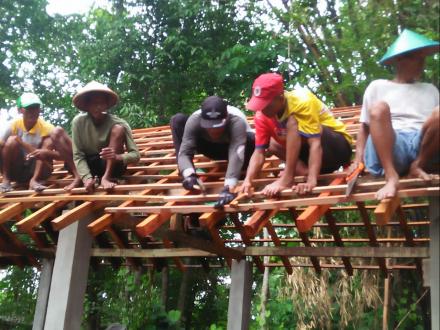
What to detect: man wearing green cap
<box><xmin>351</xmin><ymin>29</ymin><xmax>439</xmax><ymax>200</ymax></box>
<box><xmin>0</xmin><ymin>92</ymin><xmax>82</xmax><ymax>193</ymax></box>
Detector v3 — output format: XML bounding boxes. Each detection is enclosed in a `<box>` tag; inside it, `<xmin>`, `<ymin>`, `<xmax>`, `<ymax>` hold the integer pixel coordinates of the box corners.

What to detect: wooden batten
<box><xmin>374</xmin><ymin>196</ymin><xmax>401</xmax><ymax>225</ymax></box>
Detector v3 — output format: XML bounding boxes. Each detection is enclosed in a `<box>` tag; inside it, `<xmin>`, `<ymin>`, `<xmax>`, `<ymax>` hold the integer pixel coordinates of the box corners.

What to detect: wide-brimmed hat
<box><xmin>200</xmin><ymin>96</ymin><xmax>228</xmax><ymax>129</ymax></box>
<box><xmin>380</xmin><ymin>29</ymin><xmax>439</xmax><ymax>65</ymax></box>
<box><xmin>246</xmin><ymin>73</ymin><xmax>284</xmax><ymax>112</ymax></box>
<box><xmin>73</xmin><ymin>81</ymin><xmax>119</xmax><ymax>111</ymax></box>
<box><xmin>17</xmin><ymin>92</ymin><xmax>42</xmax><ymax>109</ymax></box>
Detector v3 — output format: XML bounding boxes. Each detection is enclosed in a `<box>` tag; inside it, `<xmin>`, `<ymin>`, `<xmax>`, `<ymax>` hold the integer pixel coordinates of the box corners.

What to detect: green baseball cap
<box><xmin>16</xmin><ymin>92</ymin><xmax>42</xmax><ymax>109</ymax></box>
<box><xmin>380</xmin><ymin>29</ymin><xmax>439</xmax><ymax>65</ymax></box>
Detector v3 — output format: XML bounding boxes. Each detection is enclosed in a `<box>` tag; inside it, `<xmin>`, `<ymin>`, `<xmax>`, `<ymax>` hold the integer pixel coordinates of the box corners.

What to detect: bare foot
<box><xmin>63</xmin><ymin>177</ymin><xmax>82</xmax><ymax>192</ymax></box>
<box><xmin>409</xmin><ymin>160</ymin><xmax>432</xmax><ymax>181</ymax></box>
<box><xmin>376</xmin><ymin>176</ymin><xmax>399</xmax><ymax>200</ymax></box>
<box><xmin>101</xmin><ymin>177</ymin><xmax>117</xmax><ymax>191</ymax></box>
<box><xmin>29</xmin><ymin>179</ymin><xmax>48</xmax><ymax>192</ymax></box>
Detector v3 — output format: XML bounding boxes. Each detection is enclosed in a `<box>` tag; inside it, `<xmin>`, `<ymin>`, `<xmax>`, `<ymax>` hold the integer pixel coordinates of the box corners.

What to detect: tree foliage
<box><xmin>0</xmin><ymin>0</ymin><xmax>438</xmax><ymax>329</ymax></box>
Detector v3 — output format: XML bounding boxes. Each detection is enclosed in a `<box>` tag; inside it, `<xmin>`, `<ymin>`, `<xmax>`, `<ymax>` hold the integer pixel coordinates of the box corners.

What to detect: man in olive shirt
<box><xmin>71</xmin><ymin>81</ymin><xmax>140</xmax><ymax>192</ymax></box>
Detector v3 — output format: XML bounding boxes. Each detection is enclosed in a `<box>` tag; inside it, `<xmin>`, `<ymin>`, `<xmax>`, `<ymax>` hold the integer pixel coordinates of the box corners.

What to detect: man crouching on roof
<box><xmin>0</xmin><ymin>93</ymin><xmax>81</xmax><ymax>193</ymax></box>
<box><xmin>170</xmin><ymin>96</ymin><xmax>255</xmax><ymax>209</ymax></box>
<box><xmin>71</xmin><ymin>81</ymin><xmax>140</xmax><ymax>193</ymax></box>
<box><xmin>350</xmin><ymin>29</ymin><xmax>439</xmax><ymax>200</ymax></box>
<box><xmin>240</xmin><ymin>73</ymin><xmax>352</xmax><ymax>197</ymax></box>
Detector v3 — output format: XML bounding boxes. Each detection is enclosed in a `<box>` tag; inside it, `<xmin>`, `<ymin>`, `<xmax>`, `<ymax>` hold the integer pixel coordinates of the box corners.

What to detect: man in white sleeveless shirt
<box><xmin>352</xmin><ymin>29</ymin><xmax>439</xmax><ymax>200</ymax></box>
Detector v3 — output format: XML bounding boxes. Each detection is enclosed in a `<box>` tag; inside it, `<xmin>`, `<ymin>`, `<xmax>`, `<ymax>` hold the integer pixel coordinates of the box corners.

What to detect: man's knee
<box><xmin>170</xmin><ymin>113</ymin><xmax>188</xmax><ymax>129</ymax></box>
<box><xmin>50</xmin><ymin>127</ymin><xmax>67</xmax><ymax>140</ymax></box>
<box><xmin>4</xmin><ymin>136</ymin><xmax>20</xmax><ymax>148</ymax></box>
<box><xmin>111</xmin><ymin>124</ymin><xmax>126</xmax><ymax>137</ymax></box>
<box><xmin>369</xmin><ymin>101</ymin><xmax>390</xmax><ymax>121</ymax></box>
<box><xmin>425</xmin><ymin>108</ymin><xmax>440</xmax><ymax>131</ymax></box>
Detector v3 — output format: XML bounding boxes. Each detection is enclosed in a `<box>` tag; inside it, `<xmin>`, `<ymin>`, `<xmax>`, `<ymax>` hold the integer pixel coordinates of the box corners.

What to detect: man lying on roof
<box><xmin>240</xmin><ymin>73</ymin><xmax>352</xmax><ymax>197</ymax></box>
<box><xmin>350</xmin><ymin>29</ymin><xmax>439</xmax><ymax>200</ymax></box>
<box><xmin>71</xmin><ymin>81</ymin><xmax>140</xmax><ymax>193</ymax></box>
<box><xmin>170</xmin><ymin>96</ymin><xmax>255</xmax><ymax>208</ymax></box>
<box><xmin>0</xmin><ymin>92</ymin><xmax>81</xmax><ymax>193</ymax></box>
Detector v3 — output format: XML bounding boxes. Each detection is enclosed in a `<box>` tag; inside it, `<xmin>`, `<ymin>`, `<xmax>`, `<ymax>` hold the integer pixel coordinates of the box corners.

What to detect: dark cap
<box><xmin>200</xmin><ymin>96</ymin><xmax>228</xmax><ymax>129</ymax></box>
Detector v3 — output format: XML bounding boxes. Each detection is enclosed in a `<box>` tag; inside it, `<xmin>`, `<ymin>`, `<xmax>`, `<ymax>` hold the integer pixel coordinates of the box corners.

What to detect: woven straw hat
<box><xmin>73</xmin><ymin>81</ymin><xmax>119</xmax><ymax>111</ymax></box>
<box><xmin>380</xmin><ymin>29</ymin><xmax>439</xmax><ymax>65</ymax></box>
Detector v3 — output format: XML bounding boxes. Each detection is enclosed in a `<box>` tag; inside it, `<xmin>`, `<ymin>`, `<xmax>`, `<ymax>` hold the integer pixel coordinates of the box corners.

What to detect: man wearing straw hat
<box><xmin>351</xmin><ymin>29</ymin><xmax>439</xmax><ymax>200</ymax></box>
<box><xmin>0</xmin><ymin>92</ymin><xmax>82</xmax><ymax>193</ymax></box>
<box><xmin>71</xmin><ymin>81</ymin><xmax>140</xmax><ymax>192</ymax></box>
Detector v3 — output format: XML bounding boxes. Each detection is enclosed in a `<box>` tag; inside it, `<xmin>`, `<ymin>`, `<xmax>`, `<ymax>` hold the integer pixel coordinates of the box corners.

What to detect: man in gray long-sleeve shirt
<box><xmin>72</xmin><ymin>81</ymin><xmax>140</xmax><ymax>192</ymax></box>
<box><xmin>170</xmin><ymin>96</ymin><xmax>255</xmax><ymax>208</ymax></box>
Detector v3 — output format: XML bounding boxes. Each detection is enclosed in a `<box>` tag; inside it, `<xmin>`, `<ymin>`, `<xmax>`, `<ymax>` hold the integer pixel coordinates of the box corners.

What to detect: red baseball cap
<box><xmin>246</xmin><ymin>73</ymin><xmax>284</xmax><ymax>112</ymax></box>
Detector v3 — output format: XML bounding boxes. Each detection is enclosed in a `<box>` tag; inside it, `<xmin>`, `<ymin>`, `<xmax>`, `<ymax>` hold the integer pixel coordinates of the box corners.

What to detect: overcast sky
<box><xmin>46</xmin><ymin>0</ymin><xmax>110</xmax><ymax>16</ymax></box>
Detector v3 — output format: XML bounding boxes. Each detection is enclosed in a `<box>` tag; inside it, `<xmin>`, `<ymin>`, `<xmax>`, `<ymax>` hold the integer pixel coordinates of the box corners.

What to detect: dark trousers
<box><xmin>170</xmin><ymin>113</ymin><xmax>255</xmax><ymax>171</ymax></box>
<box><xmin>298</xmin><ymin>126</ymin><xmax>352</xmax><ymax>173</ymax></box>
<box><xmin>85</xmin><ymin>154</ymin><xmax>126</xmax><ymax>178</ymax></box>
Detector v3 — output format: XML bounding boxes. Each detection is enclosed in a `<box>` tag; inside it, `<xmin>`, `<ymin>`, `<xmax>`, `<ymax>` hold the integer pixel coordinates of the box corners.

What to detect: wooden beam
<box><xmin>2</xmin><ymin>176</ymin><xmax>436</xmax><ymax>200</ymax></box>
<box><xmin>265</xmin><ymin>222</ymin><xmax>293</xmax><ymax>274</ymax></box>
<box><xmin>290</xmin><ymin>208</ymin><xmax>321</xmax><ymax>274</ymax></box>
<box><xmin>325</xmin><ymin>212</ymin><xmax>353</xmax><ymax>276</ymax></box>
<box><xmin>243</xmin><ymin>210</ymin><xmax>274</xmax><ymax>238</ymax></box>
<box><xmin>106</xmin><ymin>187</ymin><xmax>439</xmax><ymax>215</ymax></box>
<box><xmin>374</xmin><ymin>197</ymin><xmax>401</xmax><ymax>225</ymax></box>
<box><xmin>0</xmin><ymin>203</ymin><xmax>26</xmax><ymax>225</ymax></box>
<box><xmin>51</xmin><ymin>201</ymin><xmax>105</xmax><ymax>231</ymax></box>
<box><xmin>162</xmin><ymin>238</ymin><xmax>185</xmax><ymax>272</ymax></box>
<box><xmin>87</xmin><ymin>246</ymin><xmax>429</xmax><ymax>259</ymax></box>
<box><xmin>295</xmin><ymin>177</ymin><xmax>345</xmax><ymax>233</ymax></box>
<box><xmin>229</xmin><ymin>213</ymin><xmax>265</xmax><ymax>273</ymax></box>
<box><xmin>165</xmin><ymin>230</ymin><xmax>243</xmax><ymax>260</ymax></box>
<box><xmin>87</xmin><ymin>213</ymin><xmax>113</xmax><ymax>237</ymax></box>
<box><xmin>199</xmin><ymin>211</ymin><xmax>226</xmax><ymax>229</ymax></box>
<box><xmin>136</xmin><ymin>167</ymin><xmax>218</xmax><ymax>237</ymax></box>
<box><xmin>356</xmin><ymin>202</ymin><xmax>388</xmax><ymax>277</ymax></box>
<box><xmin>16</xmin><ymin>200</ymin><xmax>69</xmax><ymax>231</ymax></box>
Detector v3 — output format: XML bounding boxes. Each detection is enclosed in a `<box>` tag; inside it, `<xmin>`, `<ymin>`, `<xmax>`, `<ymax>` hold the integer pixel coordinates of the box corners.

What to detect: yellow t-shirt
<box><xmin>0</xmin><ymin>118</ymin><xmax>54</xmax><ymax>147</ymax></box>
<box><xmin>278</xmin><ymin>90</ymin><xmax>353</xmax><ymax>144</ymax></box>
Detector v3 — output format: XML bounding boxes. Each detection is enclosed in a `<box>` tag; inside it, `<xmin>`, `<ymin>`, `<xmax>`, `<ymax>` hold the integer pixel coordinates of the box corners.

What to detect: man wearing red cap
<box><xmin>351</xmin><ymin>29</ymin><xmax>439</xmax><ymax>200</ymax></box>
<box><xmin>241</xmin><ymin>73</ymin><xmax>352</xmax><ymax>197</ymax></box>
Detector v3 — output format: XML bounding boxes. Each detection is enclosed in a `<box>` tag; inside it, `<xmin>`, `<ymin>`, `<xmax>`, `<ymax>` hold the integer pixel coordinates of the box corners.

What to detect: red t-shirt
<box><xmin>254</xmin><ymin>111</ymin><xmax>288</xmax><ymax>149</ymax></box>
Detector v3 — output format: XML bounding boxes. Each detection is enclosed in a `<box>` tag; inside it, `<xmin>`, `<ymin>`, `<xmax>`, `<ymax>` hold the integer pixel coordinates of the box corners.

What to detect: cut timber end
<box><xmin>374</xmin><ymin>197</ymin><xmax>401</xmax><ymax>226</ymax></box>
<box><xmin>295</xmin><ymin>177</ymin><xmax>345</xmax><ymax>233</ymax></box>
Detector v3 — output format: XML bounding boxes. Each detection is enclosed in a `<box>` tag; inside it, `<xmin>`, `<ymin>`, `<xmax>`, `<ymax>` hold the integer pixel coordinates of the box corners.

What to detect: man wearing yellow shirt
<box><xmin>241</xmin><ymin>73</ymin><xmax>352</xmax><ymax>197</ymax></box>
<box><xmin>0</xmin><ymin>93</ymin><xmax>81</xmax><ymax>192</ymax></box>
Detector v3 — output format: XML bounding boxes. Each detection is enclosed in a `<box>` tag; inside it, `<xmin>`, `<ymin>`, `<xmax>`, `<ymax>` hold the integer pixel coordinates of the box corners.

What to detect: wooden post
<box><xmin>227</xmin><ymin>260</ymin><xmax>253</xmax><ymax>330</ymax></box>
<box><xmin>382</xmin><ymin>272</ymin><xmax>392</xmax><ymax>330</ymax></box>
<box><xmin>429</xmin><ymin>196</ymin><xmax>439</xmax><ymax>330</ymax></box>
<box><xmin>383</xmin><ymin>227</ymin><xmax>392</xmax><ymax>330</ymax></box>
<box><xmin>43</xmin><ymin>213</ymin><xmax>94</xmax><ymax>330</ymax></box>
<box><xmin>32</xmin><ymin>259</ymin><xmax>54</xmax><ymax>330</ymax></box>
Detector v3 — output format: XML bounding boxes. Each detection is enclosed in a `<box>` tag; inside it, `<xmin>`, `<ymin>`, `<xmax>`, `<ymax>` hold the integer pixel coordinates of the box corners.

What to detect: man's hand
<box><xmin>294</xmin><ymin>177</ymin><xmax>317</xmax><ymax>195</ymax></box>
<box><xmin>99</xmin><ymin>147</ymin><xmax>121</xmax><ymax>161</ymax></box>
<box><xmin>239</xmin><ymin>179</ymin><xmax>253</xmax><ymax>196</ymax></box>
<box><xmin>182</xmin><ymin>173</ymin><xmax>199</xmax><ymax>191</ymax></box>
<box><xmin>214</xmin><ymin>186</ymin><xmax>236</xmax><ymax>209</ymax></box>
<box><xmin>84</xmin><ymin>177</ymin><xmax>96</xmax><ymax>193</ymax></box>
<box><xmin>26</xmin><ymin>148</ymin><xmax>51</xmax><ymax>161</ymax></box>
<box><xmin>347</xmin><ymin>159</ymin><xmax>362</xmax><ymax>176</ymax></box>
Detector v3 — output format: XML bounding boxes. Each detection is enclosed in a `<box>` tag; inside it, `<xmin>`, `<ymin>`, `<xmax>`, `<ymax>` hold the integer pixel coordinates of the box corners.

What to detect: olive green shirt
<box><xmin>72</xmin><ymin>113</ymin><xmax>140</xmax><ymax>180</ymax></box>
